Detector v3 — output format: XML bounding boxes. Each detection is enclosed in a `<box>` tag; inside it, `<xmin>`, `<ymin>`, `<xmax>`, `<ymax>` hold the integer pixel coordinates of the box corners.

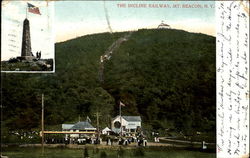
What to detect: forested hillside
<box><xmin>104</xmin><ymin>29</ymin><xmax>216</xmax><ymax>133</ymax></box>
<box><xmin>2</xmin><ymin>29</ymin><xmax>215</xmax><ymax>137</ymax></box>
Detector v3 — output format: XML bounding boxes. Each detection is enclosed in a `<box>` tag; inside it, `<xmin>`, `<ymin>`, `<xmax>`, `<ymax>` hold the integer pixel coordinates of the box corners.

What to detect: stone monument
<box><xmin>18</xmin><ymin>18</ymin><xmax>35</xmax><ymax>60</ymax></box>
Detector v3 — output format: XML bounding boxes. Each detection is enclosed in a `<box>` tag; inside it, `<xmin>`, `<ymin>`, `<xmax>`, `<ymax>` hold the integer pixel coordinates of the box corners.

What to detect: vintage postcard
<box><xmin>0</xmin><ymin>0</ymin><xmax>249</xmax><ymax>158</ymax></box>
<box><xmin>1</xmin><ymin>1</ymin><xmax>55</xmax><ymax>72</ymax></box>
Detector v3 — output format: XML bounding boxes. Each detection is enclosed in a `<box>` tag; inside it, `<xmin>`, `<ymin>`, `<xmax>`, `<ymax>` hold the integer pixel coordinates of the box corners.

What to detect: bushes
<box><xmin>93</xmin><ymin>147</ymin><xmax>99</xmax><ymax>154</ymax></box>
<box><xmin>8</xmin><ymin>58</ymin><xmax>19</xmax><ymax>63</ymax></box>
<box><xmin>117</xmin><ymin>146</ymin><xmax>125</xmax><ymax>158</ymax></box>
<box><xmin>83</xmin><ymin>147</ymin><xmax>89</xmax><ymax>158</ymax></box>
<box><xmin>133</xmin><ymin>147</ymin><xmax>145</xmax><ymax>157</ymax></box>
<box><xmin>100</xmin><ymin>151</ymin><xmax>107</xmax><ymax>158</ymax></box>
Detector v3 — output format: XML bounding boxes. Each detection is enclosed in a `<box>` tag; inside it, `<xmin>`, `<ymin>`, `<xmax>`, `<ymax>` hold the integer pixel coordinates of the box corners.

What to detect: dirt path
<box><xmin>159</xmin><ymin>137</ymin><xmax>215</xmax><ymax>145</ymax></box>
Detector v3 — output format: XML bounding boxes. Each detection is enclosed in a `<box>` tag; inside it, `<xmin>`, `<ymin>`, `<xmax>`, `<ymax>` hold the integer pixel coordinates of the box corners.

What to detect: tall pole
<box><xmin>41</xmin><ymin>94</ymin><xmax>44</xmax><ymax>154</ymax></box>
<box><xmin>97</xmin><ymin>112</ymin><xmax>99</xmax><ymax>138</ymax></box>
<box><xmin>120</xmin><ymin>102</ymin><xmax>122</xmax><ymax>136</ymax></box>
<box><xmin>46</xmin><ymin>0</ymin><xmax>49</xmax><ymax>29</ymax></box>
<box><xmin>26</xmin><ymin>5</ymin><xmax>28</xmax><ymax>19</ymax></box>
<box><xmin>94</xmin><ymin>112</ymin><xmax>101</xmax><ymax>139</ymax></box>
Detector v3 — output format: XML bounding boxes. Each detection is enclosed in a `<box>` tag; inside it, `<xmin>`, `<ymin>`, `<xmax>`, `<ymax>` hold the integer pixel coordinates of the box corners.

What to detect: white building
<box><xmin>111</xmin><ymin>116</ymin><xmax>141</xmax><ymax>133</ymax></box>
<box><xmin>157</xmin><ymin>21</ymin><xmax>171</xmax><ymax>29</ymax></box>
<box><xmin>102</xmin><ymin>127</ymin><xmax>111</xmax><ymax>135</ymax></box>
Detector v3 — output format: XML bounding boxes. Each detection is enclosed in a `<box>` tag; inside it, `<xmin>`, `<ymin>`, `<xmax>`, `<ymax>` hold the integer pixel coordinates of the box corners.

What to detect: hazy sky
<box><xmin>55</xmin><ymin>1</ymin><xmax>215</xmax><ymax>42</ymax></box>
<box><xmin>2</xmin><ymin>1</ymin><xmax>215</xmax><ymax>60</ymax></box>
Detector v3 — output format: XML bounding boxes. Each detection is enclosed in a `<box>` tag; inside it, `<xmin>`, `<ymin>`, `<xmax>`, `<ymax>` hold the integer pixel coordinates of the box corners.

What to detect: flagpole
<box><xmin>46</xmin><ymin>0</ymin><xmax>49</xmax><ymax>29</ymax></box>
<box><xmin>26</xmin><ymin>5</ymin><xmax>28</xmax><ymax>19</ymax></box>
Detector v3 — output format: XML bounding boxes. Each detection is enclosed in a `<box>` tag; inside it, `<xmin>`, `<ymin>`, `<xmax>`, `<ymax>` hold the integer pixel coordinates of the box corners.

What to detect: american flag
<box><xmin>28</xmin><ymin>3</ymin><xmax>41</xmax><ymax>15</ymax></box>
<box><xmin>120</xmin><ymin>101</ymin><xmax>125</xmax><ymax>107</ymax></box>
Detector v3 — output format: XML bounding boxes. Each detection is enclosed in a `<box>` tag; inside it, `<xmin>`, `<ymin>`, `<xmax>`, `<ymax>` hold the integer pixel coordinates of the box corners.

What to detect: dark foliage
<box><xmin>83</xmin><ymin>147</ymin><xmax>89</xmax><ymax>158</ymax></box>
<box><xmin>117</xmin><ymin>146</ymin><xmax>125</xmax><ymax>158</ymax></box>
<box><xmin>100</xmin><ymin>151</ymin><xmax>107</xmax><ymax>158</ymax></box>
<box><xmin>134</xmin><ymin>147</ymin><xmax>145</xmax><ymax>157</ymax></box>
<box><xmin>2</xmin><ymin>29</ymin><xmax>215</xmax><ymax>138</ymax></box>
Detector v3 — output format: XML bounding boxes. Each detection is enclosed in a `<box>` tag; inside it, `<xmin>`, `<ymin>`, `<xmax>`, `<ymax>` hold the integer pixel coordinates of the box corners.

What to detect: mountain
<box><xmin>2</xmin><ymin>29</ymin><xmax>215</xmax><ymax>136</ymax></box>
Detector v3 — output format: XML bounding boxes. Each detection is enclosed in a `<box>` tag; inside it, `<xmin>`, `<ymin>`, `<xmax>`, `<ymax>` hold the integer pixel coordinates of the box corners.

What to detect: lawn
<box><xmin>2</xmin><ymin>146</ymin><xmax>215</xmax><ymax>158</ymax></box>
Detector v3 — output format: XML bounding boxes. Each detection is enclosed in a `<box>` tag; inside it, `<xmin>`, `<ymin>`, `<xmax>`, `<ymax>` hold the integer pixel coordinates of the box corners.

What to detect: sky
<box><xmin>2</xmin><ymin>1</ymin><xmax>215</xmax><ymax>61</ymax></box>
<box><xmin>55</xmin><ymin>1</ymin><xmax>215</xmax><ymax>42</ymax></box>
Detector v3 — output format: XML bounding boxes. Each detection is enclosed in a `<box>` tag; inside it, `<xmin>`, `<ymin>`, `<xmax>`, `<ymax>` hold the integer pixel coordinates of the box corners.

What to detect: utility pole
<box><xmin>94</xmin><ymin>112</ymin><xmax>101</xmax><ymax>140</ymax></box>
<box><xmin>41</xmin><ymin>94</ymin><xmax>44</xmax><ymax>154</ymax></box>
<box><xmin>120</xmin><ymin>102</ymin><xmax>122</xmax><ymax>136</ymax></box>
<box><xmin>97</xmin><ymin>112</ymin><xmax>99</xmax><ymax>136</ymax></box>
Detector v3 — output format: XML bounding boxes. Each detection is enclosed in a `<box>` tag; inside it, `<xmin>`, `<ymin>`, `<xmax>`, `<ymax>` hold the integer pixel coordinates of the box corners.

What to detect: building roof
<box><xmin>157</xmin><ymin>22</ymin><xmax>171</xmax><ymax>29</ymax></box>
<box><xmin>62</xmin><ymin>121</ymin><xmax>96</xmax><ymax>130</ymax></box>
<box><xmin>112</xmin><ymin>115</ymin><xmax>141</xmax><ymax>122</ymax></box>
<box><xmin>62</xmin><ymin>124</ymin><xmax>74</xmax><ymax>130</ymax></box>
<box><xmin>122</xmin><ymin>116</ymin><xmax>141</xmax><ymax>122</ymax></box>
<box><xmin>158</xmin><ymin>23</ymin><xmax>170</xmax><ymax>26</ymax></box>
<box><xmin>71</xmin><ymin>121</ymin><xmax>96</xmax><ymax>130</ymax></box>
<box><xmin>102</xmin><ymin>127</ymin><xmax>111</xmax><ymax>131</ymax></box>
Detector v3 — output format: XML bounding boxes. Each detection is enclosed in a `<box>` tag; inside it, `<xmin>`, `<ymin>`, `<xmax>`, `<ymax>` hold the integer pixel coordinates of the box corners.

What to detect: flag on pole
<box><xmin>28</xmin><ymin>3</ymin><xmax>41</xmax><ymax>15</ymax></box>
<box><xmin>120</xmin><ymin>101</ymin><xmax>125</xmax><ymax>107</ymax></box>
<box><xmin>86</xmin><ymin>116</ymin><xmax>91</xmax><ymax>123</ymax></box>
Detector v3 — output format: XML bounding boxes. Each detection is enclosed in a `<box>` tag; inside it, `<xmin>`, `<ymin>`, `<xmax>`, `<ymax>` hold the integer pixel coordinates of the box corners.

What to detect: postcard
<box><xmin>0</xmin><ymin>1</ymin><xmax>249</xmax><ymax>158</ymax></box>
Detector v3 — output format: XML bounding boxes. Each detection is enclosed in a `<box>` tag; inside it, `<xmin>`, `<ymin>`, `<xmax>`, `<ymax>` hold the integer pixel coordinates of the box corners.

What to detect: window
<box><xmin>114</xmin><ymin>121</ymin><xmax>121</xmax><ymax>128</ymax></box>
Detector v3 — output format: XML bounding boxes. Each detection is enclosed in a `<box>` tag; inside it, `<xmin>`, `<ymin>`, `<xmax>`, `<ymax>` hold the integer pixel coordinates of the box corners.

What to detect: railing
<box><xmin>39</xmin><ymin>131</ymin><xmax>96</xmax><ymax>136</ymax></box>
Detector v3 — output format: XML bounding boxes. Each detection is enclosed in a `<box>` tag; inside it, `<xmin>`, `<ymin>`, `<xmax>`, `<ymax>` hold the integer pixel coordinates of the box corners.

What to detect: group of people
<box><xmin>45</xmin><ymin>135</ymin><xmax>149</xmax><ymax>146</ymax></box>
<box><xmin>30</xmin><ymin>51</ymin><xmax>42</xmax><ymax>59</ymax></box>
<box><xmin>152</xmin><ymin>131</ymin><xmax>160</xmax><ymax>142</ymax></box>
<box><xmin>36</xmin><ymin>51</ymin><xmax>42</xmax><ymax>59</ymax></box>
<box><xmin>116</xmin><ymin>135</ymin><xmax>147</xmax><ymax>146</ymax></box>
<box><xmin>45</xmin><ymin>137</ymin><xmax>67</xmax><ymax>144</ymax></box>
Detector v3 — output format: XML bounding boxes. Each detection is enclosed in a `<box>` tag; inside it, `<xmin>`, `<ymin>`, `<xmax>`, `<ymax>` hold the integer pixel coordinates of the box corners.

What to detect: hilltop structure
<box><xmin>157</xmin><ymin>21</ymin><xmax>171</xmax><ymax>29</ymax></box>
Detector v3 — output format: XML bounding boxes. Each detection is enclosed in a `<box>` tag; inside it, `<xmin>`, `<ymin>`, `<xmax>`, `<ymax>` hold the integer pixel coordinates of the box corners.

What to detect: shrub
<box><xmin>83</xmin><ymin>147</ymin><xmax>89</xmax><ymax>158</ymax></box>
<box><xmin>117</xmin><ymin>146</ymin><xmax>125</xmax><ymax>157</ymax></box>
<box><xmin>8</xmin><ymin>58</ymin><xmax>19</xmax><ymax>63</ymax></box>
<box><xmin>100</xmin><ymin>151</ymin><xmax>107</xmax><ymax>158</ymax></box>
<box><xmin>134</xmin><ymin>147</ymin><xmax>145</xmax><ymax>157</ymax></box>
<box><xmin>93</xmin><ymin>147</ymin><xmax>99</xmax><ymax>154</ymax></box>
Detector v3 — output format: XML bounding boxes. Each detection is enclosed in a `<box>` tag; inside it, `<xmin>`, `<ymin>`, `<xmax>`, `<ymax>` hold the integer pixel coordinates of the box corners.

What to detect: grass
<box><xmin>1</xmin><ymin>146</ymin><xmax>216</xmax><ymax>158</ymax></box>
<box><xmin>1</xmin><ymin>59</ymin><xmax>53</xmax><ymax>71</ymax></box>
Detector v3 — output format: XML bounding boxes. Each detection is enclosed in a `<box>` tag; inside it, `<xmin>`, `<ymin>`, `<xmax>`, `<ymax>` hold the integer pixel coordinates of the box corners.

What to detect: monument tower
<box><xmin>20</xmin><ymin>18</ymin><xmax>35</xmax><ymax>60</ymax></box>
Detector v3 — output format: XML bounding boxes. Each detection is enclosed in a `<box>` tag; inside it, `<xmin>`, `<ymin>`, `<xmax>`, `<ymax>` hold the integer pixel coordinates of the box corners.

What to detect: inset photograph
<box><xmin>1</xmin><ymin>1</ymin><xmax>54</xmax><ymax>72</ymax></box>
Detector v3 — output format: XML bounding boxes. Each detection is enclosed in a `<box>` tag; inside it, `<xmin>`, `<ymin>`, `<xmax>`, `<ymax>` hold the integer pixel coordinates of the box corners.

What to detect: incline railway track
<box><xmin>99</xmin><ymin>32</ymin><xmax>133</xmax><ymax>83</ymax></box>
